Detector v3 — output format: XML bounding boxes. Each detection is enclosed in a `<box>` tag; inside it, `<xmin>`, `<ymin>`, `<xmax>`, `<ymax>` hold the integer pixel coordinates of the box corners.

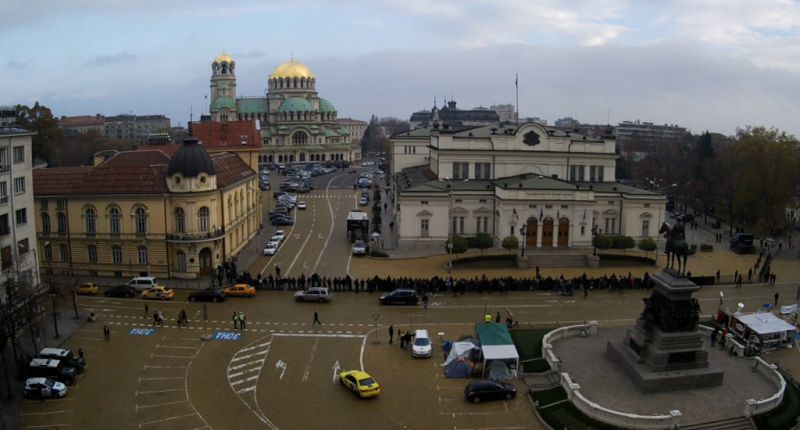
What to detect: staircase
<box><xmin>680</xmin><ymin>416</ymin><xmax>755</xmax><ymax>430</ymax></box>
<box><xmin>523</xmin><ymin>371</ymin><xmax>561</xmax><ymax>391</ymax></box>
<box><xmin>525</xmin><ymin>250</ymin><xmax>590</xmax><ymax>268</ymax></box>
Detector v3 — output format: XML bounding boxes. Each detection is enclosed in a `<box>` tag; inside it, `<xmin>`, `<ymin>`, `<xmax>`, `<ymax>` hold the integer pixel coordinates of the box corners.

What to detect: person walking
<box><xmin>232</xmin><ymin>312</ymin><xmax>239</xmax><ymax>329</ymax></box>
<box><xmin>145</xmin><ymin>303</ymin><xmax>149</xmax><ymax>316</ymax></box>
<box><xmin>484</xmin><ymin>312</ymin><xmax>492</xmax><ymax>323</ymax></box>
<box><xmin>774</xmin><ymin>292</ymin><xmax>779</xmax><ymax>308</ymax></box>
<box><xmin>103</xmin><ymin>324</ymin><xmax>110</xmax><ymax>341</ymax></box>
<box><xmin>275</xmin><ymin>265</ymin><xmax>282</xmax><ymax>280</ymax></box>
<box><xmin>78</xmin><ymin>348</ymin><xmax>84</xmax><ymax>360</ymax></box>
<box><xmin>388</xmin><ymin>325</ymin><xmax>394</xmax><ymax>344</ymax></box>
<box><xmin>239</xmin><ymin>312</ymin><xmax>246</xmax><ymax>330</ymax></box>
<box><xmin>495</xmin><ymin>311</ymin><xmax>501</xmax><ymax>323</ymax></box>
<box><xmin>710</xmin><ymin>328</ymin><xmax>719</xmax><ymax>347</ymax></box>
<box><xmin>312</xmin><ymin>311</ymin><xmax>321</xmax><ymax>326</ymax></box>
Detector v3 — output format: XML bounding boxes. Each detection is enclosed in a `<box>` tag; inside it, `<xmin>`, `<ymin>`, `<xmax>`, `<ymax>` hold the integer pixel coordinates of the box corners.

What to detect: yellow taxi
<box><xmin>338</xmin><ymin>370</ymin><xmax>381</xmax><ymax>398</ymax></box>
<box><xmin>141</xmin><ymin>286</ymin><xmax>175</xmax><ymax>300</ymax></box>
<box><xmin>75</xmin><ymin>283</ymin><xmax>98</xmax><ymax>295</ymax></box>
<box><xmin>223</xmin><ymin>284</ymin><xmax>256</xmax><ymax>297</ymax></box>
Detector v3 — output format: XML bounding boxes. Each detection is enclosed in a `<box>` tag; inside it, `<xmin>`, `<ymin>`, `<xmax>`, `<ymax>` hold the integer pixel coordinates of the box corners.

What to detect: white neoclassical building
<box><xmin>390</xmin><ymin>122</ymin><xmax>666</xmax><ymax>250</ymax></box>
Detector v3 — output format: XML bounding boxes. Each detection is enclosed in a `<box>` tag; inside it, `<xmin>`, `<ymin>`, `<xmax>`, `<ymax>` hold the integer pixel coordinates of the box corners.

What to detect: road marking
<box><xmin>150</xmin><ymin>354</ymin><xmax>194</xmax><ymax>359</ymax></box>
<box><xmin>228</xmin><ymin>367</ymin><xmax>261</xmax><ymax>379</ymax></box>
<box><xmin>230</xmin><ymin>375</ymin><xmax>259</xmax><ymax>386</ymax></box>
<box><xmin>230</xmin><ymin>358</ymin><xmax>265</xmax><ymax>370</ymax></box>
<box><xmin>312</xmin><ymin>174</ymin><xmax>339</xmax><ymax>272</ymax></box>
<box><xmin>136</xmin><ymin>388</ymin><xmax>184</xmax><ymax>395</ymax></box>
<box><xmin>275</xmin><ymin>359</ymin><xmax>288</xmax><ymax>380</ymax></box>
<box><xmin>332</xmin><ymin>360</ymin><xmax>341</xmax><ymax>383</ymax></box>
<box><xmin>156</xmin><ymin>345</ymin><xmax>197</xmax><ymax>349</ymax></box>
<box><xmin>139</xmin><ymin>376</ymin><xmax>185</xmax><ymax>381</ymax></box>
<box><xmin>19</xmin><ymin>425</ymin><xmax>70</xmax><ymax>429</ymax></box>
<box><xmin>302</xmin><ymin>337</ymin><xmax>319</xmax><ymax>383</ymax></box>
<box><xmin>140</xmin><ymin>413</ymin><xmax>198</xmax><ymax>427</ymax></box>
<box><xmin>144</xmin><ymin>365</ymin><xmax>187</xmax><ymax>369</ymax></box>
<box><xmin>136</xmin><ymin>400</ymin><xmax>189</xmax><ymax>410</ymax></box>
<box><xmin>286</xmin><ymin>221</ymin><xmax>316</xmax><ymax>275</ymax></box>
<box><xmin>18</xmin><ymin>410</ymin><xmax>70</xmax><ymax>416</ymax></box>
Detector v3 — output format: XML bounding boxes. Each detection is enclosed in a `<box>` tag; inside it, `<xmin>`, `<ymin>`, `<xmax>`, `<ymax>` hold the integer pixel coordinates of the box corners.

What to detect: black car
<box><xmin>273</xmin><ymin>191</ymin><xmax>287</xmax><ymax>199</ymax></box>
<box><xmin>464</xmin><ymin>380</ymin><xmax>516</xmax><ymax>403</ymax></box>
<box><xmin>379</xmin><ymin>289</ymin><xmax>418</xmax><ymax>306</ymax></box>
<box><xmin>104</xmin><ymin>285</ymin><xmax>137</xmax><ymax>298</ymax></box>
<box><xmin>273</xmin><ymin>217</ymin><xmax>295</xmax><ymax>226</ymax></box>
<box><xmin>27</xmin><ymin>358</ymin><xmax>77</xmax><ymax>386</ymax></box>
<box><xmin>188</xmin><ymin>288</ymin><xmax>226</xmax><ymax>303</ymax></box>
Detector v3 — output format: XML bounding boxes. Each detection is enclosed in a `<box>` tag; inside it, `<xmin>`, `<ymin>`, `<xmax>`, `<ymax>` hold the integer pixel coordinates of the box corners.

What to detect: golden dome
<box><xmin>270</xmin><ymin>59</ymin><xmax>314</xmax><ymax>79</ymax></box>
<box><xmin>213</xmin><ymin>53</ymin><xmax>234</xmax><ymax>63</ymax></box>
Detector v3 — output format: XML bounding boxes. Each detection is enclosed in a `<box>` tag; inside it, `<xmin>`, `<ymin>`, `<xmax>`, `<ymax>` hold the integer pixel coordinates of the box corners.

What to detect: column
<box><xmin>536</xmin><ymin>222</ymin><xmax>543</xmax><ymax>248</ymax></box>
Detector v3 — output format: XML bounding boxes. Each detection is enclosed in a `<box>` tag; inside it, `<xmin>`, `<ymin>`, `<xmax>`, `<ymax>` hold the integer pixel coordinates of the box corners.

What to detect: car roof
<box><xmin>29</xmin><ymin>358</ymin><xmax>59</xmax><ymax>368</ymax></box>
<box><xmin>346</xmin><ymin>370</ymin><xmax>371</xmax><ymax>379</ymax></box>
<box><xmin>467</xmin><ymin>380</ymin><xmax>501</xmax><ymax>389</ymax></box>
<box><xmin>414</xmin><ymin>329</ymin><xmax>429</xmax><ymax>338</ymax></box>
<box><xmin>40</xmin><ymin>348</ymin><xmax>69</xmax><ymax>357</ymax></box>
<box><xmin>392</xmin><ymin>288</ymin><xmax>415</xmax><ymax>293</ymax></box>
<box><xmin>26</xmin><ymin>377</ymin><xmax>49</xmax><ymax>385</ymax></box>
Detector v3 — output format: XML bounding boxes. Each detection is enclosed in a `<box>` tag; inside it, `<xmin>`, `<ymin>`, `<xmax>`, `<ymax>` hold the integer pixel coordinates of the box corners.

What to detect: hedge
<box><xmin>452</xmin><ymin>254</ymin><xmax>515</xmax><ymax>267</ymax></box>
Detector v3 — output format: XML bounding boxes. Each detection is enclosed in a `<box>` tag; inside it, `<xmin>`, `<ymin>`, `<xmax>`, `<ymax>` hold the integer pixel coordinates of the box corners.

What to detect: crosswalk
<box><xmin>103</xmin><ymin>315</ymin><xmax>366</xmax><ymax>336</ymax></box>
<box><xmin>294</xmin><ymin>194</ymin><xmax>357</xmax><ymax>199</ymax></box>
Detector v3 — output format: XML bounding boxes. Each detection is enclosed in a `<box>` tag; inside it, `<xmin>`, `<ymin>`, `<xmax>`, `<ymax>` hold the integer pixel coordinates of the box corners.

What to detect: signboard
<box><xmin>213</xmin><ymin>331</ymin><xmax>242</xmax><ymax>341</ymax></box>
<box><xmin>129</xmin><ymin>328</ymin><xmax>156</xmax><ymax>336</ymax></box>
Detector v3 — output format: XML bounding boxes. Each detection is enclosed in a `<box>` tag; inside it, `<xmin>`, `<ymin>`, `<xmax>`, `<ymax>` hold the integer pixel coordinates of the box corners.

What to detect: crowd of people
<box><xmin>224</xmin><ymin>270</ymin><xmax>656</xmax><ymax>297</ymax></box>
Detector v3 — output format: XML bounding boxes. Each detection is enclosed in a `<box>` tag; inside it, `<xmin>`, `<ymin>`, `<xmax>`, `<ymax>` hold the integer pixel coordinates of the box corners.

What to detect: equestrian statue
<box><xmin>659</xmin><ymin>221</ymin><xmax>690</xmax><ymax>275</ymax></box>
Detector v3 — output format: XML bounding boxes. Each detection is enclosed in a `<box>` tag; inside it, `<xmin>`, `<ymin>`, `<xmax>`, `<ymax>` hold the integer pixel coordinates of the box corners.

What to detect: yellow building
<box><xmin>32</xmin><ymin>137</ymin><xmax>260</xmax><ymax>279</ymax></box>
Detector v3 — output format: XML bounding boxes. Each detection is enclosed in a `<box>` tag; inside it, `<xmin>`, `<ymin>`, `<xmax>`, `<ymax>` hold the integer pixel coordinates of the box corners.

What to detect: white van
<box><xmin>127</xmin><ymin>276</ymin><xmax>159</xmax><ymax>292</ymax></box>
<box><xmin>411</xmin><ymin>329</ymin><xmax>432</xmax><ymax>358</ymax></box>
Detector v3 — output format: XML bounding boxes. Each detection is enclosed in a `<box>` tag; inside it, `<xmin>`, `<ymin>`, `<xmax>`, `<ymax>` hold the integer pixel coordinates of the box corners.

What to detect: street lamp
<box><xmin>519</xmin><ymin>225</ymin><xmax>526</xmax><ymax>257</ymax></box>
<box><xmin>446</xmin><ymin>241</ymin><xmax>453</xmax><ymax>274</ymax></box>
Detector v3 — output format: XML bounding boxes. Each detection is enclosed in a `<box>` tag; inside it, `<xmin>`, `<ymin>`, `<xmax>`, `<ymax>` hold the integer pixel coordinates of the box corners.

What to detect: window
<box><xmin>590</xmin><ymin>166</ymin><xmax>605</xmax><ymax>182</ymax></box>
<box><xmin>109</xmin><ymin>208</ymin><xmax>121</xmax><ymax>235</ymax></box>
<box><xmin>111</xmin><ymin>245</ymin><xmax>123</xmax><ymax>264</ymax></box>
<box><xmin>135</xmin><ymin>207</ymin><xmax>147</xmax><ymax>234</ymax></box>
<box><xmin>459</xmin><ymin>216</ymin><xmax>465</xmax><ymax>234</ymax></box>
<box><xmin>198</xmin><ymin>207</ymin><xmax>209</xmax><ymax>232</ymax></box>
<box><xmin>18</xmin><ymin>238</ymin><xmax>29</xmax><ymax>255</ymax></box>
<box><xmin>41</xmin><ymin>199</ymin><xmax>48</xmax><ymax>210</ymax></box>
<box><xmin>605</xmin><ymin>217</ymin><xmax>617</xmax><ymax>235</ymax></box>
<box><xmin>177</xmin><ymin>250</ymin><xmax>186</xmax><ymax>271</ymax></box>
<box><xmin>88</xmin><ymin>245</ymin><xmax>97</xmax><ymax>263</ymax></box>
<box><xmin>57</xmin><ymin>212</ymin><xmax>67</xmax><ymax>233</ymax></box>
<box><xmin>474</xmin><ymin>162</ymin><xmax>491</xmax><ymax>179</ymax></box>
<box><xmin>15</xmin><ymin>208</ymin><xmax>26</xmax><ymax>225</ymax></box>
<box><xmin>174</xmin><ymin>208</ymin><xmax>185</xmax><ymax>233</ymax></box>
<box><xmin>641</xmin><ymin>220</ymin><xmax>650</xmax><ymax>237</ymax></box>
<box><xmin>56</xmin><ymin>199</ymin><xmax>65</xmax><ymax>210</ymax></box>
<box><xmin>561</xmin><ymin>205</ymin><xmax>569</xmax><ymax>209</ymax></box>
<box><xmin>13</xmin><ymin>177</ymin><xmax>24</xmax><ymax>194</ymax></box>
<box><xmin>292</xmin><ymin>131</ymin><xmax>308</xmax><ymax>145</ymax></box>
<box><xmin>0</xmin><ymin>148</ymin><xmax>6</xmax><ymax>168</ymax></box>
<box><xmin>479</xmin><ymin>199</ymin><xmax>487</xmax><ymax>203</ymax></box>
<box><xmin>41</xmin><ymin>213</ymin><xmax>50</xmax><ymax>233</ymax></box>
<box><xmin>13</xmin><ymin>146</ymin><xmax>24</xmax><ymax>163</ymax></box>
<box><xmin>451</xmin><ymin>216</ymin><xmax>457</xmax><ymax>234</ymax></box>
<box><xmin>581</xmin><ymin>225</ymin><xmax>586</xmax><ymax>236</ymax></box>
<box><xmin>0</xmin><ymin>214</ymin><xmax>8</xmax><ymax>236</ymax></box>
<box><xmin>452</xmin><ymin>162</ymin><xmax>469</xmax><ymax>179</ymax></box>
<box><xmin>138</xmin><ymin>246</ymin><xmax>148</xmax><ymax>264</ymax></box>
<box><xmin>476</xmin><ymin>216</ymin><xmax>489</xmax><ymax>233</ymax></box>
<box><xmin>44</xmin><ymin>243</ymin><xmax>52</xmax><ymax>262</ymax></box>
<box><xmin>1</xmin><ymin>246</ymin><xmax>11</xmax><ymax>269</ymax></box>
<box><xmin>420</xmin><ymin>219</ymin><xmax>429</xmax><ymax>237</ymax></box>
<box><xmin>510</xmin><ymin>225</ymin><xmax>515</xmax><ymax>236</ymax></box>
<box><xmin>85</xmin><ymin>207</ymin><xmax>96</xmax><ymax>234</ymax></box>
<box><xmin>0</xmin><ymin>182</ymin><xmax>7</xmax><ymax>204</ymax></box>
<box><xmin>420</xmin><ymin>200</ymin><xmax>428</xmax><ymax>205</ymax></box>
<box><xmin>59</xmin><ymin>244</ymin><xmax>69</xmax><ymax>262</ymax></box>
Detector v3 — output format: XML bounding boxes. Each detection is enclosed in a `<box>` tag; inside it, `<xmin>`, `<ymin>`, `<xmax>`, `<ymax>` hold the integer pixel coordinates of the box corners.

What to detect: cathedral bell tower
<box><xmin>209</xmin><ymin>53</ymin><xmax>237</xmax><ymax>122</ymax></box>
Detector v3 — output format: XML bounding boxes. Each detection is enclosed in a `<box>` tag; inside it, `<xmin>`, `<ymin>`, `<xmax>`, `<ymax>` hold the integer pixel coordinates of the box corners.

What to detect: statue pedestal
<box><xmin>607</xmin><ymin>270</ymin><xmax>724</xmax><ymax>393</ymax></box>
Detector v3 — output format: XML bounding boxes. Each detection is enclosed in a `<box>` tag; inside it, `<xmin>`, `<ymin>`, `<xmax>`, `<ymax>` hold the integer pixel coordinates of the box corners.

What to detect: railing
<box><xmin>542</xmin><ymin>322</ymin><xmax>598</xmax><ymax>372</ymax></box>
<box><xmin>697</xmin><ymin>324</ymin><xmax>745</xmax><ymax>356</ymax></box>
<box><xmin>561</xmin><ymin>373</ymin><xmax>681</xmax><ymax>429</ymax></box>
<box><xmin>166</xmin><ymin>228</ymin><xmax>225</xmax><ymax>242</ymax></box>
<box><xmin>745</xmin><ymin>357</ymin><xmax>786</xmax><ymax>416</ymax></box>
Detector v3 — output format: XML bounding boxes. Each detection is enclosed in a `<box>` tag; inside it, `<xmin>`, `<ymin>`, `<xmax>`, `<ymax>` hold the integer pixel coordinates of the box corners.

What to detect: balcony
<box><xmin>166</xmin><ymin>228</ymin><xmax>225</xmax><ymax>243</ymax></box>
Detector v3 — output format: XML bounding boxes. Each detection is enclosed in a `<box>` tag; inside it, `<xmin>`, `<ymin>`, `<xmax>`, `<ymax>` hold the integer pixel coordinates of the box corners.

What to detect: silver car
<box><xmin>294</xmin><ymin>287</ymin><xmax>333</xmax><ymax>303</ymax></box>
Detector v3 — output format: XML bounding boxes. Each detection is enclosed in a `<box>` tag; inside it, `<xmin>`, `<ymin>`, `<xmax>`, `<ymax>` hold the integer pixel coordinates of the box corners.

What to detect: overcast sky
<box><xmin>2</xmin><ymin>0</ymin><xmax>800</xmax><ymax>135</ymax></box>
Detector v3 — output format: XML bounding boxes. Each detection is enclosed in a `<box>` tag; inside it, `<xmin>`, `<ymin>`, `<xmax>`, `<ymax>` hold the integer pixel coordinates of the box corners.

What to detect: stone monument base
<box><xmin>607</xmin><ymin>339</ymin><xmax>724</xmax><ymax>394</ymax></box>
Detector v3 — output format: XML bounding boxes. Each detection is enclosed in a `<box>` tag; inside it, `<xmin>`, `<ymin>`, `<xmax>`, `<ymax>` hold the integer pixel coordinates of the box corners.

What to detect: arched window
<box><xmin>44</xmin><ymin>243</ymin><xmax>53</xmax><ymax>262</ymax></box>
<box><xmin>57</xmin><ymin>212</ymin><xmax>67</xmax><ymax>233</ymax></box>
<box><xmin>138</xmin><ymin>245</ymin><xmax>148</xmax><ymax>264</ymax></box>
<box><xmin>41</xmin><ymin>213</ymin><xmax>50</xmax><ymax>234</ymax></box>
<box><xmin>174</xmin><ymin>208</ymin><xmax>185</xmax><ymax>233</ymax></box>
<box><xmin>177</xmin><ymin>250</ymin><xmax>186</xmax><ymax>272</ymax></box>
<box><xmin>109</xmin><ymin>207</ymin><xmax>121</xmax><ymax>235</ymax></box>
<box><xmin>135</xmin><ymin>207</ymin><xmax>147</xmax><ymax>234</ymax></box>
<box><xmin>198</xmin><ymin>207</ymin><xmax>209</xmax><ymax>232</ymax></box>
<box><xmin>85</xmin><ymin>207</ymin><xmax>96</xmax><ymax>234</ymax></box>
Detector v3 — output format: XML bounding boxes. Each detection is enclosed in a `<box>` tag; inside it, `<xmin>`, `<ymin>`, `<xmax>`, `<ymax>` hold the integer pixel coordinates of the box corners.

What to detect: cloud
<box><xmin>5</xmin><ymin>58</ymin><xmax>35</xmax><ymax>69</ymax></box>
<box><xmin>84</xmin><ymin>52</ymin><xmax>138</xmax><ymax>67</ymax></box>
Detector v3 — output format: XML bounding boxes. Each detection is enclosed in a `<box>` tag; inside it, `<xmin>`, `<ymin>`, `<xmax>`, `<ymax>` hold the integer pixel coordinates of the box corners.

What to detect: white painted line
<box><xmin>229</xmin><ymin>358</ymin><xmax>265</xmax><ymax>371</ymax></box>
<box><xmin>19</xmin><ymin>410</ymin><xmax>70</xmax><ymax>416</ymax></box>
<box><xmin>139</xmin><ymin>412</ymin><xmax>198</xmax><ymax>427</ymax></box>
<box><xmin>332</xmin><ymin>360</ymin><xmax>341</xmax><ymax>383</ymax></box>
<box><xmin>285</xmin><ymin>219</ymin><xmax>315</xmax><ymax>275</ymax></box>
<box><xmin>230</xmin><ymin>375</ymin><xmax>260</xmax><ymax>386</ymax></box>
<box><xmin>237</xmin><ymin>386</ymin><xmax>256</xmax><ymax>394</ymax></box>
<box><xmin>139</xmin><ymin>377</ymin><xmax>185</xmax><ymax>381</ymax></box>
<box><xmin>136</xmin><ymin>388</ymin><xmax>184</xmax><ymax>395</ymax></box>
<box><xmin>271</xmin><ymin>332</ymin><xmax>364</xmax><ymax>339</ymax></box>
<box><xmin>312</xmin><ymin>174</ymin><xmax>338</xmax><ymax>272</ymax></box>
<box><xmin>144</xmin><ymin>365</ymin><xmax>187</xmax><ymax>369</ymax></box>
<box><xmin>156</xmin><ymin>345</ymin><xmax>197</xmax><ymax>350</ymax></box>
<box><xmin>228</xmin><ymin>367</ymin><xmax>260</xmax><ymax>379</ymax></box>
<box><xmin>302</xmin><ymin>337</ymin><xmax>319</xmax><ymax>383</ymax></box>
<box><xmin>230</xmin><ymin>351</ymin><xmax>267</xmax><ymax>363</ymax></box>
<box><xmin>136</xmin><ymin>400</ymin><xmax>188</xmax><ymax>410</ymax></box>
<box><xmin>150</xmin><ymin>354</ymin><xmax>194</xmax><ymax>359</ymax></box>
<box><xmin>20</xmin><ymin>425</ymin><xmax>70</xmax><ymax>429</ymax></box>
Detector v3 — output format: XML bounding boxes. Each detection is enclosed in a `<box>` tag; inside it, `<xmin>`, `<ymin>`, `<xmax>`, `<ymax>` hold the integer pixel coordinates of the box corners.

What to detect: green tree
<box><xmin>638</xmin><ymin>237</ymin><xmax>657</xmax><ymax>259</ymax></box>
<box><xmin>448</xmin><ymin>235</ymin><xmax>468</xmax><ymax>255</ymax></box>
<box><xmin>612</xmin><ymin>236</ymin><xmax>636</xmax><ymax>249</ymax></box>
<box><xmin>501</xmin><ymin>236</ymin><xmax>519</xmax><ymax>251</ymax></box>
<box><xmin>472</xmin><ymin>233</ymin><xmax>494</xmax><ymax>255</ymax></box>
<box><xmin>592</xmin><ymin>235</ymin><xmax>613</xmax><ymax>250</ymax></box>
<box><xmin>15</xmin><ymin>103</ymin><xmax>63</xmax><ymax>164</ymax></box>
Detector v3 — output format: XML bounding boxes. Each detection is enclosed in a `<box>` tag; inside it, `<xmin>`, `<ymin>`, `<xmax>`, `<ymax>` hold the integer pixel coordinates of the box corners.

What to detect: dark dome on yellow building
<box><xmin>168</xmin><ymin>136</ymin><xmax>216</xmax><ymax>177</ymax></box>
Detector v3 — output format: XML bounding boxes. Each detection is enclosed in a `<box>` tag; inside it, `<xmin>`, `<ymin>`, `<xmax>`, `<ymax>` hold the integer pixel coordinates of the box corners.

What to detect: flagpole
<box><xmin>515</xmin><ymin>73</ymin><xmax>519</xmax><ymax>123</ymax></box>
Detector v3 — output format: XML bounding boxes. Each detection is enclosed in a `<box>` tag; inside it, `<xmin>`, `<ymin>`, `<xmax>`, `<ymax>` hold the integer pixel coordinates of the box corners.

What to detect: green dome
<box><xmin>279</xmin><ymin>97</ymin><xmax>314</xmax><ymax>112</ymax></box>
<box><xmin>212</xmin><ymin>97</ymin><xmax>236</xmax><ymax>110</ymax></box>
<box><xmin>319</xmin><ymin>98</ymin><xmax>336</xmax><ymax>113</ymax></box>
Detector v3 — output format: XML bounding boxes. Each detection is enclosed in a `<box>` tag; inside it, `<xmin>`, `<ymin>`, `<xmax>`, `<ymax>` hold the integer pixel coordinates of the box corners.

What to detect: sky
<box><xmin>2</xmin><ymin>0</ymin><xmax>800</xmax><ymax>135</ymax></box>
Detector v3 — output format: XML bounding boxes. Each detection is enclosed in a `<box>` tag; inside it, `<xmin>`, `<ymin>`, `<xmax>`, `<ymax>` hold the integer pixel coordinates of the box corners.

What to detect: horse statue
<box><xmin>659</xmin><ymin>221</ymin><xmax>690</xmax><ymax>275</ymax></box>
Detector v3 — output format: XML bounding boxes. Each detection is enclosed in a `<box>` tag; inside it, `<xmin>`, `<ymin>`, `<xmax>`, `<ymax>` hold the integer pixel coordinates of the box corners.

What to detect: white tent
<box><xmin>737</xmin><ymin>313</ymin><xmax>796</xmax><ymax>334</ymax></box>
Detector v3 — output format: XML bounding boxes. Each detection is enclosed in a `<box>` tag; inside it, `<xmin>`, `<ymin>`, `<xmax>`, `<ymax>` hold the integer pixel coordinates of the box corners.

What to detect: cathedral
<box><xmin>208</xmin><ymin>53</ymin><xmax>361</xmax><ymax>165</ymax></box>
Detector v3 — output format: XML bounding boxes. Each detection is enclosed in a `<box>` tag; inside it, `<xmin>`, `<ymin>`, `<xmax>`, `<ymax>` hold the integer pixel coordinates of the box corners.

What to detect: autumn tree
<box><xmin>14</xmin><ymin>103</ymin><xmax>63</xmax><ymax>164</ymax></box>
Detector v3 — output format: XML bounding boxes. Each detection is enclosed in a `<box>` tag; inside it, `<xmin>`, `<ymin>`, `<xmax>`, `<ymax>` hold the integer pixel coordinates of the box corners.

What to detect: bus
<box><xmin>346</xmin><ymin>210</ymin><xmax>369</xmax><ymax>242</ymax></box>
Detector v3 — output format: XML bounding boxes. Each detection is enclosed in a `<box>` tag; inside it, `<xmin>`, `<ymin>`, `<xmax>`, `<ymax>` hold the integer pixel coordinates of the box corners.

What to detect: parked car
<box><xmin>76</xmin><ymin>283</ymin><xmax>98</xmax><ymax>295</ymax></box>
<box><xmin>188</xmin><ymin>288</ymin><xmax>225</xmax><ymax>303</ymax></box>
<box><xmin>223</xmin><ymin>284</ymin><xmax>256</xmax><ymax>297</ymax></box>
<box><xmin>294</xmin><ymin>287</ymin><xmax>332</xmax><ymax>303</ymax></box>
<box><xmin>141</xmin><ymin>286</ymin><xmax>175</xmax><ymax>300</ymax></box>
<box><xmin>273</xmin><ymin>191</ymin><xmax>287</xmax><ymax>198</ymax></box>
<box><xmin>379</xmin><ymin>289</ymin><xmax>418</xmax><ymax>305</ymax></box>
<box><xmin>411</xmin><ymin>330</ymin><xmax>432</xmax><ymax>358</ymax></box>
<box><xmin>263</xmin><ymin>241</ymin><xmax>279</xmax><ymax>256</ymax></box>
<box><xmin>358</xmin><ymin>196</ymin><xmax>369</xmax><ymax>206</ymax></box>
<box><xmin>38</xmin><ymin>348</ymin><xmax>86</xmax><ymax>373</ymax></box>
<box><xmin>259</xmin><ymin>182</ymin><xmax>270</xmax><ymax>191</ymax></box>
<box><xmin>270</xmin><ymin>234</ymin><xmax>284</xmax><ymax>244</ymax></box>
<box><xmin>352</xmin><ymin>240</ymin><xmax>367</xmax><ymax>256</ymax></box>
<box><xmin>24</xmin><ymin>378</ymin><xmax>68</xmax><ymax>399</ymax></box>
<box><xmin>27</xmin><ymin>358</ymin><xmax>76</xmax><ymax>385</ymax></box>
<box><xmin>274</xmin><ymin>230</ymin><xmax>286</xmax><ymax>241</ymax></box>
<box><xmin>464</xmin><ymin>380</ymin><xmax>516</xmax><ymax>403</ymax></box>
<box><xmin>127</xmin><ymin>276</ymin><xmax>160</xmax><ymax>292</ymax></box>
<box><xmin>104</xmin><ymin>285</ymin><xmax>137</xmax><ymax>298</ymax></box>
<box><xmin>297</xmin><ymin>201</ymin><xmax>307</xmax><ymax>210</ymax></box>
<box><xmin>338</xmin><ymin>370</ymin><xmax>381</xmax><ymax>398</ymax></box>
<box><xmin>273</xmin><ymin>217</ymin><xmax>294</xmax><ymax>226</ymax></box>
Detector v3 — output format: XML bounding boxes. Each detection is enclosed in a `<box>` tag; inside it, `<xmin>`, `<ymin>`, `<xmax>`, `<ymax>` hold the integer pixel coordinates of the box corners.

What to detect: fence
<box><xmin>745</xmin><ymin>357</ymin><xmax>787</xmax><ymax>416</ymax></box>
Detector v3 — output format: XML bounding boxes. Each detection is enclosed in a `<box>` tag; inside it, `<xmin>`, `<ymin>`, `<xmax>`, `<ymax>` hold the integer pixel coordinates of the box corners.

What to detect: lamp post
<box><xmin>446</xmin><ymin>241</ymin><xmax>453</xmax><ymax>274</ymax></box>
<box><xmin>519</xmin><ymin>225</ymin><xmax>526</xmax><ymax>257</ymax></box>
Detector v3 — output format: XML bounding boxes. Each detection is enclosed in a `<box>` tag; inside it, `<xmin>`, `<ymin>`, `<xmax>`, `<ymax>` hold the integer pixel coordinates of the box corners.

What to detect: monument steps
<box><xmin>526</xmin><ymin>252</ymin><xmax>589</xmax><ymax>268</ymax></box>
<box><xmin>681</xmin><ymin>415</ymin><xmax>754</xmax><ymax>430</ymax></box>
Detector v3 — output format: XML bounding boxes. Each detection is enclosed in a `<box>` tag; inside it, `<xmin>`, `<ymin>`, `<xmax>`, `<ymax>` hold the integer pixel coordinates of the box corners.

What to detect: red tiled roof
<box><xmin>138</xmin><ymin>144</ymin><xmax>181</xmax><ymax>155</ymax></box>
<box><xmin>33</xmin><ymin>148</ymin><xmax>254</xmax><ymax>196</ymax></box>
<box><xmin>192</xmin><ymin>120</ymin><xmax>261</xmax><ymax>149</ymax></box>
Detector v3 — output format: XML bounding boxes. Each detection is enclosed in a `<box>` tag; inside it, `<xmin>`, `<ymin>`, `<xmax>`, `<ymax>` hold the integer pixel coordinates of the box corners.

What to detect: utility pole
<box><xmin>51</xmin><ymin>294</ymin><xmax>59</xmax><ymax>339</ymax></box>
